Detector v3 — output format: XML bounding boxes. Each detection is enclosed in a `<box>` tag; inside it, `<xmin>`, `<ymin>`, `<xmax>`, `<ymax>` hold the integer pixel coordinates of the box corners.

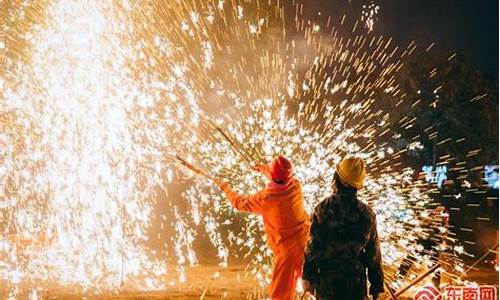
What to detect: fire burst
<box><xmin>0</xmin><ymin>0</ymin><xmax>481</xmax><ymax>298</ymax></box>
<box><xmin>1</xmin><ymin>0</ymin><xmax>171</xmax><ymax>295</ymax></box>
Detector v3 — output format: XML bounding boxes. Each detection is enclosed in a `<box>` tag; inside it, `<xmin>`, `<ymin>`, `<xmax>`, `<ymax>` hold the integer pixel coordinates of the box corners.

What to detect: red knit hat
<box><xmin>269</xmin><ymin>155</ymin><xmax>293</xmax><ymax>182</ymax></box>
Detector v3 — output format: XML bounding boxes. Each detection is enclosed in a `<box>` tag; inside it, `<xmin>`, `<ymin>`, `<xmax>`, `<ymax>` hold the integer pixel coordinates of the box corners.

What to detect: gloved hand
<box><xmin>216</xmin><ymin>181</ymin><xmax>229</xmax><ymax>191</ymax></box>
<box><xmin>252</xmin><ymin>163</ymin><xmax>272</xmax><ymax>180</ymax></box>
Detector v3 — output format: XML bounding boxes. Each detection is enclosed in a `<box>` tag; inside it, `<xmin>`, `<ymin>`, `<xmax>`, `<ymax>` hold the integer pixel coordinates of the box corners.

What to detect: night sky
<box><xmin>307</xmin><ymin>0</ymin><xmax>499</xmax><ymax>77</ymax></box>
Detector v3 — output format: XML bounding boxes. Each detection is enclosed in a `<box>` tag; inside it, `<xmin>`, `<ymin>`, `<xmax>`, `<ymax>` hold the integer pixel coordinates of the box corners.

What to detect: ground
<box><xmin>7</xmin><ymin>264</ymin><xmax>495</xmax><ymax>300</ymax></box>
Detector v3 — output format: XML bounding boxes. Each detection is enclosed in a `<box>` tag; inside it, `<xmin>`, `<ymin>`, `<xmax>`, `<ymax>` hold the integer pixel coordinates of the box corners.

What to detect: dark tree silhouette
<box><xmin>380</xmin><ymin>50</ymin><xmax>498</xmax><ymax>169</ymax></box>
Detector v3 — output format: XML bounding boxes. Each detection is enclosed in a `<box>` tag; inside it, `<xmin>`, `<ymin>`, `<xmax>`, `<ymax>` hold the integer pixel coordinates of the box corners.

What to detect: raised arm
<box><xmin>219</xmin><ymin>182</ymin><xmax>269</xmax><ymax>214</ymax></box>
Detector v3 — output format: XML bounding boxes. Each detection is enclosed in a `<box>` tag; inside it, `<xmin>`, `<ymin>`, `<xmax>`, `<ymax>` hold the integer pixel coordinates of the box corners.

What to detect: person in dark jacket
<box><xmin>302</xmin><ymin>158</ymin><xmax>384</xmax><ymax>300</ymax></box>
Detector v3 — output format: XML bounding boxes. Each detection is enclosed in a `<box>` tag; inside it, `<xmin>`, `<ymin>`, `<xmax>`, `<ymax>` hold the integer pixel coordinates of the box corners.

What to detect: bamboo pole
<box><xmin>175</xmin><ymin>155</ymin><xmax>219</xmax><ymax>183</ymax></box>
<box><xmin>458</xmin><ymin>243</ymin><xmax>498</xmax><ymax>280</ymax></box>
<box><xmin>299</xmin><ymin>291</ymin><xmax>316</xmax><ymax>300</ymax></box>
<box><xmin>299</xmin><ymin>292</ymin><xmax>306</xmax><ymax>300</ymax></box>
<box><xmin>216</xmin><ymin>126</ymin><xmax>255</xmax><ymax>163</ymax></box>
<box><xmin>209</xmin><ymin>122</ymin><xmax>263</xmax><ymax>164</ymax></box>
<box><xmin>384</xmin><ymin>282</ymin><xmax>398</xmax><ymax>300</ymax></box>
<box><xmin>393</xmin><ymin>263</ymin><xmax>440</xmax><ymax>297</ymax></box>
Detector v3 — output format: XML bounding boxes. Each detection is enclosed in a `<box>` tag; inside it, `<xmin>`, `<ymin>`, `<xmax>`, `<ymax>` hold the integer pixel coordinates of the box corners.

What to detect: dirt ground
<box><xmin>3</xmin><ymin>265</ymin><xmax>498</xmax><ymax>300</ymax></box>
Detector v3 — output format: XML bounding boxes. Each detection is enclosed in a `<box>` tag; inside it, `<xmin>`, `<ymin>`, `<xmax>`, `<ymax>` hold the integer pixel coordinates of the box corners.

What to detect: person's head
<box><xmin>333</xmin><ymin>158</ymin><xmax>366</xmax><ymax>194</ymax></box>
<box><xmin>269</xmin><ymin>155</ymin><xmax>293</xmax><ymax>184</ymax></box>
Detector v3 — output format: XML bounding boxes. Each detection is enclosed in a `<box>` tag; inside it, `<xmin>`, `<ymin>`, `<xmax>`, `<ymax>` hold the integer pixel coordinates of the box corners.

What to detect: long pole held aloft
<box><xmin>175</xmin><ymin>155</ymin><xmax>218</xmax><ymax>183</ymax></box>
<box><xmin>210</xmin><ymin>122</ymin><xmax>264</xmax><ymax>164</ymax></box>
<box><xmin>215</xmin><ymin>126</ymin><xmax>253</xmax><ymax>163</ymax></box>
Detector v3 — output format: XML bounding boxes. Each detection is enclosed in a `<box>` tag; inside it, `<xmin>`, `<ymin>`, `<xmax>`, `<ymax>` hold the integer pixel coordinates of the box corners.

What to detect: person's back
<box><xmin>302</xmin><ymin>158</ymin><xmax>384</xmax><ymax>300</ymax></box>
<box><xmin>218</xmin><ymin>156</ymin><xmax>309</xmax><ymax>300</ymax></box>
<box><xmin>261</xmin><ymin>179</ymin><xmax>309</xmax><ymax>251</ymax></box>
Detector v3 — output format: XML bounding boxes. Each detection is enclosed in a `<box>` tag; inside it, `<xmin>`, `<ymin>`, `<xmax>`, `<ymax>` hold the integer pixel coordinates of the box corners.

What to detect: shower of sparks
<box><xmin>0</xmin><ymin>0</ymin><xmax>177</xmax><ymax>295</ymax></box>
<box><xmin>0</xmin><ymin>0</ymin><xmax>489</xmax><ymax>298</ymax></box>
<box><xmin>361</xmin><ymin>2</ymin><xmax>380</xmax><ymax>32</ymax></box>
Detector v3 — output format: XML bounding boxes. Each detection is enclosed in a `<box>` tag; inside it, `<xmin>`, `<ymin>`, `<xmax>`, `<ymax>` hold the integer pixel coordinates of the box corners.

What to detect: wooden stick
<box><xmin>215</xmin><ymin>126</ymin><xmax>252</xmax><ymax>162</ymax></box>
<box><xmin>384</xmin><ymin>282</ymin><xmax>398</xmax><ymax>300</ymax></box>
<box><xmin>393</xmin><ymin>263</ymin><xmax>440</xmax><ymax>297</ymax></box>
<box><xmin>459</xmin><ymin>243</ymin><xmax>498</xmax><ymax>280</ymax></box>
<box><xmin>213</xmin><ymin>124</ymin><xmax>261</xmax><ymax>164</ymax></box>
<box><xmin>175</xmin><ymin>155</ymin><xmax>218</xmax><ymax>182</ymax></box>
<box><xmin>300</xmin><ymin>291</ymin><xmax>315</xmax><ymax>300</ymax></box>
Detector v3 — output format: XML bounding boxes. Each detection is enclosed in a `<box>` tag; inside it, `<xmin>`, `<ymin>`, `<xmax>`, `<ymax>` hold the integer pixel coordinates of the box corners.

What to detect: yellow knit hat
<box><xmin>336</xmin><ymin>158</ymin><xmax>366</xmax><ymax>189</ymax></box>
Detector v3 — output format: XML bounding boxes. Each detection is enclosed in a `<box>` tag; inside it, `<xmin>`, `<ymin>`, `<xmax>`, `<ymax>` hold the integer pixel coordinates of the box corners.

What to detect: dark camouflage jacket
<box><xmin>303</xmin><ymin>192</ymin><xmax>384</xmax><ymax>297</ymax></box>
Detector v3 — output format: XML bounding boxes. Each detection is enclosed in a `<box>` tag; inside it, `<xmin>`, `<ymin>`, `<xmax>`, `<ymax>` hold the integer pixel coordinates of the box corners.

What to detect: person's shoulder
<box><xmin>289</xmin><ymin>177</ymin><xmax>302</xmax><ymax>188</ymax></box>
<box><xmin>357</xmin><ymin>199</ymin><xmax>377</xmax><ymax>220</ymax></box>
<box><xmin>313</xmin><ymin>195</ymin><xmax>335</xmax><ymax>215</ymax></box>
<box><xmin>281</xmin><ymin>177</ymin><xmax>303</xmax><ymax>194</ymax></box>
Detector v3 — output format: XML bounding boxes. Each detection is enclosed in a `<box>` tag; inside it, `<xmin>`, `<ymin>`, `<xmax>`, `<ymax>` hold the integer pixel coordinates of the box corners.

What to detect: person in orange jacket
<box><xmin>217</xmin><ymin>155</ymin><xmax>310</xmax><ymax>300</ymax></box>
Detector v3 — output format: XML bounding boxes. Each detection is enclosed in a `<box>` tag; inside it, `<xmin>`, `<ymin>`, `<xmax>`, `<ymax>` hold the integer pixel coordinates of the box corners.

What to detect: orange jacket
<box><xmin>221</xmin><ymin>178</ymin><xmax>310</xmax><ymax>252</ymax></box>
